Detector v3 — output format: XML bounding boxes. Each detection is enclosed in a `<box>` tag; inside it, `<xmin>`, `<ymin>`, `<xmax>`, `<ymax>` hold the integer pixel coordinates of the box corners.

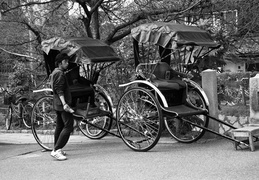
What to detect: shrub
<box><xmin>219</xmin><ymin>105</ymin><xmax>249</xmax><ymax>116</ymax></box>
<box><xmin>217</xmin><ymin>72</ymin><xmax>257</xmax><ymax>105</ymax></box>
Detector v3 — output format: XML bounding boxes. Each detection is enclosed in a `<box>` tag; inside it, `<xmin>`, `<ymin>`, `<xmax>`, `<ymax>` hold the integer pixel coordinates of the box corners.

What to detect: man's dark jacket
<box><xmin>50</xmin><ymin>68</ymin><xmax>72</xmax><ymax>111</ymax></box>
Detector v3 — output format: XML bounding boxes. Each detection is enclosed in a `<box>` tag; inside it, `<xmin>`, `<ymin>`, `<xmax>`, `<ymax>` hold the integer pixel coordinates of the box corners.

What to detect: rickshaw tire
<box><xmin>116</xmin><ymin>87</ymin><xmax>164</xmax><ymax>152</ymax></box>
<box><xmin>164</xmin><ymin>86</ymin><xmax>209</xmax><ymax>143</ymax></box>
<box><xmin>31</xmin><ymin>95</ymin><xmax>55</xmax><ymax>151</ymax></box>
<box><xmin>78</xmin><ymin>90</ymin><xmax>113</xmax><ymax>139</ymax></box>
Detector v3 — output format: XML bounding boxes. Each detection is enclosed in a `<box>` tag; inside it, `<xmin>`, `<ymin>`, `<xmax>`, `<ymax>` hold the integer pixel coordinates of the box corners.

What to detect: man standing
<box><xmin>50</xmin><ymin>52</ymin><xmax>74</xmax><ymax>161</ymax></box>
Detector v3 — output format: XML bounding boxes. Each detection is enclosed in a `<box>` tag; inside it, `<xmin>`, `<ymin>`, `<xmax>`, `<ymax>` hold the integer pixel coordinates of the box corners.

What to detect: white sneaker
<box><xmin>51</xmin><ymin>149</ymin><xmax>66</xmax><ymax>155</ymax></box>
<box><xmin>51</xmin><ymin>149</ymin><xmax>67</xmax><ymax>161</ymax></box>
<box><xmin>60</xmin><ymin>150</ymin><xmax>66</xmax><ymax>156</ymax></box>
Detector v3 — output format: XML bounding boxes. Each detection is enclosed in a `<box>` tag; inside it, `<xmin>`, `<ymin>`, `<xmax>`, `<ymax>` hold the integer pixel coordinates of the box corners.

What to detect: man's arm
<box><xmin>58</xmin><ymin>95</ymin><xmax>66</xmax><ymax>106</ymax></box>
<box><xmin>59</xmin><ymin>94</ymin><xmax>74</xmax><ymax>113</ymax></box>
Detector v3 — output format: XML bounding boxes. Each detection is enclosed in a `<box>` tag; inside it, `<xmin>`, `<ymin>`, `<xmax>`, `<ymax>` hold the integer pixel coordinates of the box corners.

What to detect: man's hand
<box><xmin>63</xmin><ymin>104</ymin><xmax>75</xmax><ymax>113</ymax></box>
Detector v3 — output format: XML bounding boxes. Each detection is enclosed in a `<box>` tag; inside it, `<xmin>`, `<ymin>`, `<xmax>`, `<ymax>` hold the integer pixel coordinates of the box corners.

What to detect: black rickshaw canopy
<box><xmin>131</xmin><ymin>22</ymin><xmax>220</xmax><ymax>67</ymax></box>
<box><xmin>41</xmin><ymin>37</ymin><xmax>121</xmax><ymax>75</ymax></box>
<box><xmin>131</xmin><ymin>21</ymin><xmax>219</xmax><ymax>49</ymax></box>
<box><xmin>41</xmin><ymin>37</ymin><xmax>121</xmax><ymax>63</ymax></box>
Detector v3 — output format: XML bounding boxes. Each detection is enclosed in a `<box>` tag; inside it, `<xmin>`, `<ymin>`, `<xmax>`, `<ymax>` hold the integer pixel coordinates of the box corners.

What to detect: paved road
<box><xmin>1</xmin><ymin>133</ymin><xmax>259</xmax><ymax>180</ymax></box>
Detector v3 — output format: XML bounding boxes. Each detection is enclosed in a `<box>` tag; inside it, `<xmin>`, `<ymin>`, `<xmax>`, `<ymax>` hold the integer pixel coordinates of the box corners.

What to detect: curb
<box><xmin>0</xmin><ymin>129</ymin><xmax>177</xmax><ymax>145</ymax></box>
<box><xmin>0</xmin><ymin>129</ymin><xmax>32</xmax><ymax>133</ymax></box>
<box><xmin>0</xmin><ymin>129</ymin><xmax>84</xmax><ymax>135</ymax></box>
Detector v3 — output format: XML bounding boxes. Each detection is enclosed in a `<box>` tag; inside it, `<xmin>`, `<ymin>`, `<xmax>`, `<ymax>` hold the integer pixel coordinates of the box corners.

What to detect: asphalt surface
<box><xmin>1</xmin><ymin>131</ymin><xmax>259</xmax><ymax>180</ymax></box>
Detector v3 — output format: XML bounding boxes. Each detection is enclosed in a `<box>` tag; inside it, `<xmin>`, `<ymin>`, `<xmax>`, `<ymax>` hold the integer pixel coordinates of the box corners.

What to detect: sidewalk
<box><xmin>0</xmin><ymin>131</ymin><xmax>92</xmax><ymax>144</ymax></box>
<box><xmin>0</xmin><ymin>129</ymin><xmax>177</xmax><ymax>145</ymax></box>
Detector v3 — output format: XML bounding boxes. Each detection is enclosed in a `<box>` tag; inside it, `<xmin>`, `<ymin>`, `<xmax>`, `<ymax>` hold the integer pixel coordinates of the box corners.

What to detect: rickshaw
<box><xmin>31</xmin><ymin>37</ymin><xmax>120</xmax><ymax>150</ymax></box>
<box><xmin>116</xmin><ymin>21</ymin><xmax>252</xmax><ymax>151</ymax></box>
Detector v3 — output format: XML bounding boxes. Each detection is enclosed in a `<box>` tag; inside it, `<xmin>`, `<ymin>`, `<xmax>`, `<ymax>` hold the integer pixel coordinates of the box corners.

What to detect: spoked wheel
<box><xmin>22</xmin><ymin>101</ymin><xmax>34</xmax><ymax>129</ymax></box>
<box><xmin>164</xmin><ymin>85</ymin><xmax>209</xmax><ymax>143</ymax></box>
<box><xmin>116</xmin><ymin>87</ymin><xmax>163</xmax><ymax>152</ymax></box>
<box><xmin>78</xmin><ymin>90</ymin><xmax>113</xmax><ymax>139</ymax></box>
<box><xmin>31</xmin><ymin>95</ymin><xmax>56</xmax><ymax>151</ymax></box>
<box><xmin>5</xmin><ymin>107</ymin><xmax>12</xmax><ymax>130</ymax></box>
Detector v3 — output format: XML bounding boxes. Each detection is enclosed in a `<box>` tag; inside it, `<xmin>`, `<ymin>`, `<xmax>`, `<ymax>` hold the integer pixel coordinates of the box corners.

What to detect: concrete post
<box><xmin>201</xmin><ymin>69</ymin><xmax>219</xmax><ymax>138</ymax></box>
<box><xmin>249</xmin><ymin>74</ymin><xmax>259</xmax><ymax>124</ymax></box>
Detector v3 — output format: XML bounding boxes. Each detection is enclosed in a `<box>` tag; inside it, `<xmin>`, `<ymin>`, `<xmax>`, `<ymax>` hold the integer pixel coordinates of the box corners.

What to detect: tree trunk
<box><xmin>91</xmin><ymin>9</ymin><xmax>100</xmax><ymax>39</ymax></box>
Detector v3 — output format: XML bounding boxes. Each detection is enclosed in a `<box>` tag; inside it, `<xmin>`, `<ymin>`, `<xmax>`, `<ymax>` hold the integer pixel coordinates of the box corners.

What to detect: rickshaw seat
<box><xmin>65</xmin><ymin>63</ymin><xmax>95</xmax><ymax>107</ymax></box>
<box><xmin>152</xmin><ymin>62</ymin><xmax>186</xmax><ymax>90</ymax></box>
<box><xmin>152</xmin><ymin>79</ymin><xmax>183</xmax><ymax>90</ymax></box>
<box><xmin>69</xmin><ymin>84</ymin><xmax>93</xmax><ymax>97</ymax></box>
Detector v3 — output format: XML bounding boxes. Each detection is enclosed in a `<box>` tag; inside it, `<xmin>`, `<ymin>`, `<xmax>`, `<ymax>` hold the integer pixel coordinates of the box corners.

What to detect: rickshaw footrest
<box><xmin>163</xmin><ymin>105</ymin><xmax>207</xmax><ymax>117</ymax></box>
<box><xmin>231</xmin><ymin>125</ymin><xmax>259</xmax><ymax>151</ymax></box>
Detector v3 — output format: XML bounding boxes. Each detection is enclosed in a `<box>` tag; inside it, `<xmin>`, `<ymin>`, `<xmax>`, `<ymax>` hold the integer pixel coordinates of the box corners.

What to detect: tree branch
<box><xmin>20</xmin><ymin>21</ymin><xmax>42</xmax><ymax>44</ymax></box>
<box><xmin>0</xmin><ymin>47</ymin><xmax>37</xmax><ymax>61</ymax></box>
<box><xmin>1</xmin><ymin>0</ymin><xmax>62</xmax><ymax>15</ymax></box>
<box><xmin>90</xmin><ymin>0</ymin><xmax>104</xmax><ymax>14</ymax></box>
<box><xmin>106</xmin><ymin>0</ymin><xmax>203</xmax><ymax>43</ymax></box>
<box><xmin>105</xmin><ymin>29</ymin><xmax>131</xmax><ymax>45</ymax></box>
<box><xmin>105</xmin><ymin>12</ymin><xmax>146</xmax><ymax>43</ymax></box>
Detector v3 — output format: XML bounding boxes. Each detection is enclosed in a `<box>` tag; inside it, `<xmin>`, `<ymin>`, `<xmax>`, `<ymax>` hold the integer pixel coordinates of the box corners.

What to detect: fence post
<box><xmin>201</xmin><ymin>69</ymin><xmax>219</xmax><ymax>138</ymax></box>
<box><xmin>249</xmin><ymin>74</ymin><xmax>259</xmax><ymax>124</ymax></box>
<box><xmin>241</xmin><ymin>78</ymin><xmax>249</xmax><ymax>106</ymax></box>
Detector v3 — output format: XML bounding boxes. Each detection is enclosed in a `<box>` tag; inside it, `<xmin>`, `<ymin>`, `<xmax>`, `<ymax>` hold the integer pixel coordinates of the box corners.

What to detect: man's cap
<box><xmin>55</xmin><ymin>52</ymin><xmax>70</xmax><ymax>64</ymax></box>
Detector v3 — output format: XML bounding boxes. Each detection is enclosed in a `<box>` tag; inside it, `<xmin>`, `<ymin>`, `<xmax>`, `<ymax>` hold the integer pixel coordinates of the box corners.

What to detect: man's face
<box><xmin>60</xmin><ymin>59</ymin><xmax>69</xmax><ymax>70</ymax></box>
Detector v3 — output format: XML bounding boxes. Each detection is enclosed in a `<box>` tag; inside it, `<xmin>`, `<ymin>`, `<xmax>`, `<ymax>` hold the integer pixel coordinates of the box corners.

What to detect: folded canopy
<box><xmin>41</xmin><ymin>37</ymin><xmax>121</xmax><ymax>63</ymax></box>
<box><xmin>131</xmin><ymin>22</ymin><xmax>219</xmax><ymax>49</ymax></box>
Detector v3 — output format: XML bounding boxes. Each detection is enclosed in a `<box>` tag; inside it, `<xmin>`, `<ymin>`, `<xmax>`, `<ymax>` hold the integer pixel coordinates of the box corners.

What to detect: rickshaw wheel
<box><xmin>31</xmin><ymin>95</ymin><xmax>56</xmax><ymax>151</ymax></box>
<box><xmin>78</xmin><ymin>90</ymin><xmax>113</xmax><ymax>139</ymax></box>
<box><xmin>164</xmin><ymin>86</ymin><xmax>209</xmax><ymax>143</ymax></box>
<box><xmin>116</xmin><ymin>87</ymin><xmax>163</xmax><ymax>152</ymax></box>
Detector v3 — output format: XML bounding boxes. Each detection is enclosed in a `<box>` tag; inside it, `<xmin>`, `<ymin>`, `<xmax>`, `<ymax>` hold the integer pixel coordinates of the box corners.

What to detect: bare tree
<box><xmin>1</xmin><ymin>0</ymin><xmax>258</xmax><ymax>72</ymax></box>
<box><xmin>0</xmin><ymin>0</ymin><xmax>209</xmax><ymax>48</ymax></box>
